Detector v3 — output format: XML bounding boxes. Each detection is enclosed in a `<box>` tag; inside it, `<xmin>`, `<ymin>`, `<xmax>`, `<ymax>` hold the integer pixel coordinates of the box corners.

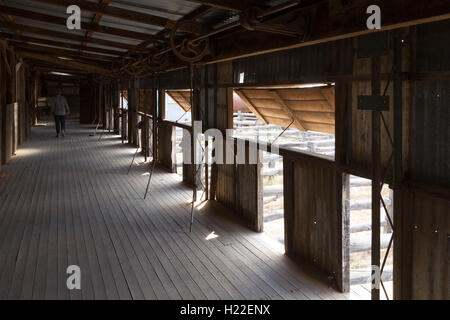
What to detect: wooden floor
<box><xmin>0</xmin><ymin>119</ymin><xmax>353</xmax><ymax>300</ymax></box>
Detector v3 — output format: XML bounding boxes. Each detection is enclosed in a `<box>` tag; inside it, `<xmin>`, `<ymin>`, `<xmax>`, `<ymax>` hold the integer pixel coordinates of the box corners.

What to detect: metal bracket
<box><xmin>358</xmin><ymin>95</ymin><xmax>389</xmax><ymax>111</ymax></box>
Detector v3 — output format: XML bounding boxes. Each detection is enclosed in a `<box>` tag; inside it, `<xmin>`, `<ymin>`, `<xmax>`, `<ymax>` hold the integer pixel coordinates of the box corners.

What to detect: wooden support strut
<box><xmin>269</xmin><ymin>89</ymin><xmax>307</xmax><ymax>131</ymax></box>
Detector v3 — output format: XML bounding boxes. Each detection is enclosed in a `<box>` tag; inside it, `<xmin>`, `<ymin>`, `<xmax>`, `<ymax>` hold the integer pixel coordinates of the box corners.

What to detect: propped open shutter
<box><xmin>166</xmin><ymin>90</ymin><xmax>191</xmax><ymax>112</ymax></box>
<box><xmin>234</xmin><ymin>87</ymin><xmax>335</xmax><ymax>134</ymax></box>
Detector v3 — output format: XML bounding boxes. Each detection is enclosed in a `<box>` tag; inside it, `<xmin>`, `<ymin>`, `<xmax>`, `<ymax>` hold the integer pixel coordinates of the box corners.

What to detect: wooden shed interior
<box><xmin>0</xmin><ymin>0</ymin><xmax>448</xmax><ymax>301</ymax></box>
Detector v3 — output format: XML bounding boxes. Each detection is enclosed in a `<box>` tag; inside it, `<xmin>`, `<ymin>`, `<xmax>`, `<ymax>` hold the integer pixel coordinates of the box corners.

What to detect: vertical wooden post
<box><xmin>205</xmin><ymin>139</ymin><xmax>209</xmax><ymax>200</ymax></box>
<box><xmin>153</xmin><ymin>85</ymin><xmax>159</xmax><ymax>162</ymax></box>
<box><xmin>371</xmin><ymin>56</ymin><xmax>381</xmax><ymax>301</ymax></box>
<box><xmin>393</xmin><ymin>31</ymin><xmax>407</xmax><ymax>300</ymax></box>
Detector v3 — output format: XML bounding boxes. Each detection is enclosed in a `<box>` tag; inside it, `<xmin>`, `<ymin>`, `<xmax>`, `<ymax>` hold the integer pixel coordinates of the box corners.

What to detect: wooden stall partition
<box><xmin>399</xmin><ymin>189</ymin><xmax>449</xmax><ymax>299</ymax></box>
<box><xmin>182</xmin><ymin>126</ymin><xmax>195</xmax><ymax>187</ymax></box>
<box><xmin>141</xmin><ymin>116</ymin><xmax>150</xmax><ymax>159</ymax></box>
<box><xmin>17</xmin><ymin>65</ymin><xmax>26</xmax><ymax>145</ymax></box>
<box><xmin>283</xmin><ymin>155</ymin><xmax>346</xmax><ymax>292</ymax></box>
<box><xmin>214</xmin><ymin>62</ymin><xmax>235</xmax><ymax>208</ymax></box>
<box><xmin>3</xmin><ymin>103</ymin><xmax>14</xmax><ymax>164</ymax></box>
<box><xmin>157</xmin><ymin>121</ymin><xmax>177</xmax><ymax>173</ymax></box>
<box><xmin>235</xmin><ymin>142</ymin><xmax>264</xmax><ymax>232</ymax></box>
<box><xmin>114</xmin><ymin>108</ymin><xmax>120</xmax><ymax>135</ymax></box>
<box><xmin>80</xmin><ymin>78</ymin><xmax>97</xmax><ymax>124</ymax></box>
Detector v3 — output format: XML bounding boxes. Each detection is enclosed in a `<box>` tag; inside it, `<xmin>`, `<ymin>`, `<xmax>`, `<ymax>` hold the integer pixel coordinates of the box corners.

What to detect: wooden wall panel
<box><xmin>3</xmin><ymin>104</ymin><xmax>13</xmax><ymax>164</ymax></box>
<box><xmin>232</xmin><ymin>38</ymin><xmax>354</xmax><ymax>84</ymax></box>
<box><xmin>235</xmin><ymin>145</ymin><xmax>263</xmax><ymax>232</ymax></box>
<box><xmin>157</xmin><ymin>121</ymin><xmax>176</xmax><ymax>173</ymax></box>
<box><xmin>349</xmin><ymin>35</ymin><xmax>410</xmax><ymax>178</ymax></box>
<box><xmin>128</xmin><ymin>89</ymin><xmax>138</xmax><ymax>146</ymax></box>
<box><xmin>17</xmin><ymin>66</ymin><xmax>26</xmax><ymax>145</ymax></box>
<box><xmin>409</xmin><ymin>81</ymin><xmax>450</xmax><ymax>187</ymax></box>
<box><xmin>215</xmin><ymin>163</ymin><xmax>235</xmax><ymax>209</ymax></box>
<box><xmin>214</xmin><ymin>62</ymin><xmax>235</xmax><ymax>208</ymax></box>
<box><xmin>80</xmin><ymin>80</ymin><xmax>96</xmax><ymax>124</ymax></box>
<box><xmin>182</xmin><ymin>128</ymin><xmax>195</xmax><ymax>186</ymax></box>
<box><xmin>402</xmin><ymin>189</ymin><xmax>449</xmax><ymax>299</ymax></box>
<box><xmin>284</xmin><ymin>156</ymin><xmax>345</xmax><ymax>291</ymax></box>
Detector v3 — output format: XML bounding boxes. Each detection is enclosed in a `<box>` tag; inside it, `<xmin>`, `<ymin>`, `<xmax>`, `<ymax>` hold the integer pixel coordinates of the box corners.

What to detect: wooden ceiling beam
<box><xmin>0</xmin><ymin>21</ymin><xmax>145</xmax><ymax>52</ymax></box>
<box><xmin>41</xmin><ymin>75</ymin><xmax>83</xmax><ymax>83</ymax></box>
<box><xmin>81</xmin><ymin>0</ymin><xmax>111</xmax><ymax>50</ymax></box>
<box><xmin>0</xmin><ymin>33</ymin><xmax>124</xmax><ymax>56</ymax></box>
<box><xmin>23</xmin><ymin>60</ymin><xmax>109</xmax><ymax>75</ymax></box>
<box><xmin>22</xmin><ymin>55</ymin><xmax>110</xmax><ymax>71</ymax></box>
<box><xmin>18</xmin><ymin>51</ymin><xmax>115</xmax><ymax>77</ymax></box>
<box><xmin>32</xmin><ymin>66</ymin><xmax>89</xmax><ymax>75</ymax></box>
<box><xmin>31</xmin><ymin>0</ymin><xmax>175</xmax><ymax>28</ymax></box>
<box><xmin>0</xmin><ymin>5</ymin><xmax>161</xmax><ymax>42</ymax></box>
<box><xmin>12</xmin><ymin>42</ymin><xmax>116</xmax><ymax>62</ymax></box>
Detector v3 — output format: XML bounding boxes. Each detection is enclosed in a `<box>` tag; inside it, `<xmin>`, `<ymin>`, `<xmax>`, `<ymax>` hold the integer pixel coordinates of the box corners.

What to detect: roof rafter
<box><xmin>0</xmin><ymin>5</ymin><xmax>160</xmax><ymax>42</ymax></box>
<box><xmin>269</xmin><ymin>90</ymin><xmax>306</xmax><ymax>131</ymax></box>
<box><xmin>31</xmin><ymin>0</ymin><xmax>176</xmax><ymax>28</ymax></box>
<box><xmin>19</xmin><ymin>51</ymin><xmax>114</xmax><ymax>76</ymax></box>
<box><xmin>0</xmin><ymin>33</ymin><xmax>125</xmax><ymax>57</ymax></box>
<box><xmin>0</xmin><ymin>0</ymin><xmax>20</xmax><ymax>35</ymax></box>
<box><xmin>81</xmin><ymin>0</ymin><xmax>111</xmax><ymax>51</ymax></box>
<box><xmin>12</xmin><ymin>42</ymin><xmax>116</xmax><ymax>62</ymax></box>
<box><xmin>0</xmin><ymin>21</ymin><xmax>147</xmax><ymax>52</ymax></box>
<box><xmin>234</xmin><ymin>90</ymin><xmax>268</xmax><ymax>125</ymax></box>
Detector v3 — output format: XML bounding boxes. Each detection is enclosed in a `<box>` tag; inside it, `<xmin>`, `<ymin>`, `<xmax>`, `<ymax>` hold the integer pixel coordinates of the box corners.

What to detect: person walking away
<box><xmin>51</xmin><ymin>90</ymin><xmax>70</xmax><ymax>138</ymax></box>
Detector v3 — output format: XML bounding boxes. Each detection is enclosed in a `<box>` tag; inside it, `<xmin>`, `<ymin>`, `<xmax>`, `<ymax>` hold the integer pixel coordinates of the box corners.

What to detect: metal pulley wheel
<box><xmin>170</xmin><ymin>20</ymin><xmax>210</xmax><ymax>63</ymax></box>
